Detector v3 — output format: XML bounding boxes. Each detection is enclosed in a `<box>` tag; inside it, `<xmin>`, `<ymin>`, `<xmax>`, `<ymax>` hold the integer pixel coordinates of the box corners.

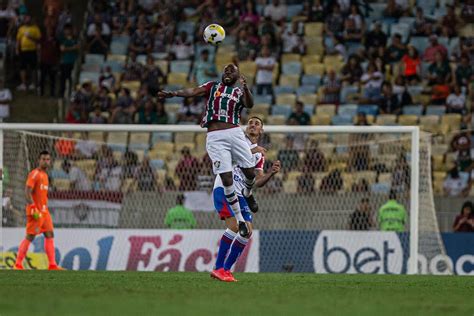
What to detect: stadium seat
<box><xmin>302</xmin><ymin>54</ymin><xmax>321</xmax><ymax>66</ymax></box>
<box><xmin>304</xmin><ymin>22</ymin><xmax>324</xmax><ymax>36</ymax></box>
<box><xmin>331</xmin><ymin>115</ymin><xmax>353</xmax><ymax>125</ymax></box>
<box><xmin>79</xmin><ymin>71</ymin><xmax>100</xmax><ymax>84</ymax></box>
<box><xmin>282</xmin><ymin>61</ymin><xmax>302</xmax><ymax>75</ymax></box>
<box><xmin>287</xmin><ymin>4</ymin><xmax>303</xmax><ymax>19</ymax></box>
<box><xmin>390</xmin><ymin>23</ymin><xmax>410</xmax><ymax>42</ymax></box>
<box><xmin>302</xmin><ymin>104</ymin><xmax>314</xmax><ymax>116</ymax></box>
<box><xmin>283</xmin><ymin>180</ymin><xmax>297</xmax><ymax>193</ymax></box>
<box><xmin>50</xmin><ymin>169</ymin><xmax>68</xmax><ymax>179</ymax></box>
<box><xmin>175</xmin><ymin>142</ymin><xmax>195</xmax><ymax>152</ymax></box>
<box><xmin>175</xmin><ymin>132</ymin><xmax>195</xmax><ymax>144</ymax></box>
<box><xmin>254</xmin><ymin>95</ymin><xmax>273</xmax><ymax>104</ymax></box>
<box><xmin>53</xmin><ymin>179</ymin><xmax>71</xmax><ymax>191</ymax></box>
<box><xmin>275</xmin><ymin>93</ymin><xmax>296</xmax><ymax>105</ymax></box>
<box><xmin>239</xmin><ymin>61</ymin><xmax>257</xmax><ymax>77</ymax></box>
<box><xmin>432</xmin><ymin>144</ymin><xmax>448</xmax><ymax>155</ymax></box>
<box><xmin>281</xmin><ymin>54</ymin><xmax>301</xmax><ymax>65</ymax></box>
<box><xmin>419</xmin><ymin>115</ymin><xmax>440</xmax><ymax>133</ymax></box>
<box><xmin>274</xmin><ymin>85</ymin><xmax>295</xmax><ymax>95</ymax></box>
<box><xmin>306</xmin><ymin>37</ymin><xmax>324</xmax><ymax>55</ymax></box>
<box><xmin>279</xmin><ymin>74</ymin><xmax>300</xmax><ymax>88</ymax></box>
<box><xmin>296</xmin><ymin>85</ymin><xmax>317</xmax><ymax>95</ymax></box>
<box><xmin>425</xmin><ymin>106</ymin><xmax>446</xmax><ymax>116</ymax></box>
<box><xmin>301</xmin><ymin>75</ymin><xmax>321</xmax><ymax>87</ymax></box>
<box><xmin>267</xmin><ymin>115</ymin><xmax>286</xmax><ymax>125</ymax></box>
<box><xmin>121</xmin><ymin>80</ymin><xmax>140</xmax><ymax>91</ymax></box>
<box><xmin>376</xmin><ymin>115</ymin><xmax>398</xmax><ymax>127</ymax></box>
<box><xmin>177</xmin><ymin>21</ymin><xmax>196</xmax><ymax>35</ymax></box>
<box><xmin>338</xmin><ymin>104</ymin><xmax>358</xmax><ymax>117</ymax></box>
<box><xmin>316</xmin><ymin>104</ymin><xmax>336</xmax><ymax>116</ymax></box>
<box><xmin>129</xmin><ymin>133</ymin><xmax>151</xmax><ymax>150</ymax></box>
<box><xmin>272</xmin><ymin>104</ymin><xmax>292</xmax><ymax>117</ymax></box>
<box><xmin>88</xmin><ymin>131</ymin><xmax>105</xmax><ymax>142</ymax></box>
<box><xmin>440</xmin><ymin>114</ymin><xmax>462</xmax><ymax>134</ymax></box>
<box><xmin>311</xmin><ymin>114</ymin><xmax>331</xmax><ymax>125</ymax></box>
<box><xmin>252</xmin><ymin>103</ymin><xmax>270</xmax><ymax>116</ymax></box>
<box><xmin>304</xmin><ymin>63</ymin><xmax>325</xmax><ymax>76</ymax></box>
<box><xmin>170</xmin><ymin>60</ymin><xmax>192</xmax><ymax>74</ymax></box>
<box><xmin>155</xmin><ymin>60</ymin><xmax>168</xmax><ymax>75</ymax></box>
<box><xmin>340</xmin><ymin>85</ymin><xmax>358</xmax><ymax>103</ymax></box>
<box><xmin>298</xmin><ymin>94</ymin><xmax>317</xmax><ymax>105</ymax></box>
<box><xmin>150</xmin><ymin>159</ymin><xmax>166</xmax><ymax>170</ymax></box>
<box><xmin>167</xmin><ymin>73</ymin><xmax>188</xmax><ymax>86</ymax></box>
<box><xmin>151</xmin><ymin>132</ymin><xmax>173</xmax><ymax>144</ymax></box>
<box><xmin>407</xmin><ymin>85</ymin><xmax>424</xmax><ymax>96</ymax></box>
<box><xmin>82</xmin><ymin>63</ymin><xmax>101</xmax><ymax>72</ymax></box>
<box><xmin>107</xmin><ymin>132</ymin><xmax>128</xmax><ymax>146</ymax></box>
<box><xmin>357</xmin><ymin>105</ymin><xmax>379</xmax><ymax>116</ymax></box>
<box><xmin>398</xmin><ymin>115</ymin><xmax>419</xmax><ymax>126</ymax></box>
<box><xmin>403</xmin><ymin>105</ymin><xmax>424</xmax><ymax>116</ymax></box>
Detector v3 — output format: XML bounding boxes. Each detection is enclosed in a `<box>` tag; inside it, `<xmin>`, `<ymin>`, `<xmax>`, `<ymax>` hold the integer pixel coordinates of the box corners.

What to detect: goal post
<box><xmin>0</xmin><ymin>123</ymin><xmax>447</xmax><ymax>274</ymax></box>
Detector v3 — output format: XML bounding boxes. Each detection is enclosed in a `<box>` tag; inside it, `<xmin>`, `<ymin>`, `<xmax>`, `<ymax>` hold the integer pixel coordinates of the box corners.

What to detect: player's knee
<box><xmin>241</xmin><ymin>167</ymin><xmax>255</xmax><ymax>179</ymax></box>
<box><xmin>26</xmin><ymin>234</ymin><xmax>35</xmax><ymax>242</ymax></box>
<box><xmin>44</xmin><ymin>231</ymin><xmax>54</xmax><ymax>238</ymax></box>
<box><xmin>220</xmin><ymin>172</ymin><xmax>233</xmax><ymax>186</ymax></box>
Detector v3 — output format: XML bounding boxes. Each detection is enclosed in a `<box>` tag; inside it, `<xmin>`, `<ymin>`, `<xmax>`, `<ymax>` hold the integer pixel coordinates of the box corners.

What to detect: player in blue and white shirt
<box><xmin>211</xmin><ymin>117</ymin><xmax>281</xmax><ymax>282</ymax></box>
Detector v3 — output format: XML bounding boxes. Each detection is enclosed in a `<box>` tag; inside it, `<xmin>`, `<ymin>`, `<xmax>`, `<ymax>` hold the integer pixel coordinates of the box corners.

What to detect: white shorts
<box><xmin>206</xmin><ymin>127</ymin><xmax>254</xmax><ymax>174</ymax></box>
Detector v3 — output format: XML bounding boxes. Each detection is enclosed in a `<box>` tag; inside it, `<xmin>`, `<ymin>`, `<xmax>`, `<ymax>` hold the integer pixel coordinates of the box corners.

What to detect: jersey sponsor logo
<box><xmin>214</xmin><ymin>90</ymin><xmax>240</xmax><ymax>103</ymax></box>
<box><xmin>40</xmin><ymin>184</ymin><xmax>49</xmax><ymax>191</ymax></box>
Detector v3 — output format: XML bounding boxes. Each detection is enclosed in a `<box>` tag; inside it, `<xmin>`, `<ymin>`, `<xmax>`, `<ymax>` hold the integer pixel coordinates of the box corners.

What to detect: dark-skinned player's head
<box><xmin>246</xmin><ymin>116</ymin><xmax>264</xmax><ymax>139</ymax></box>
<box><xmin>38</xmin><ymin>150</ymin><xmax>51</xmax><ymax>170</ymax></box>
<box><xmin>222</xmin><ymin>64</ymin><xmax>239</xmax><ymax>86</ymax></box>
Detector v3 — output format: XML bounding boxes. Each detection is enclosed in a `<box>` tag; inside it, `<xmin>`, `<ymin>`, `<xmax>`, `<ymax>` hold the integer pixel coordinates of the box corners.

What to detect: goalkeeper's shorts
<box><xmin>213</xmin><ymin>187</ymin><xmax>252</xmax><ymax>222</ymax></box>
<box><xmin>25</xmin><ymin>211</ymin><xmax>53</xmax><ymax>235</ymax></box>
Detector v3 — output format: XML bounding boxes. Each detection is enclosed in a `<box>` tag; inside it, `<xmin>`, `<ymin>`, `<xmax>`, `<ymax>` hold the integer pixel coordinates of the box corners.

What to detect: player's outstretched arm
<box><xmin>256</xmin><ymin>160</ymin><xmax>281</xmax><ymax>188</ymax></box>
<box><xmin>240</xmin><ymin>75</ymin><xmax>254</xmax><ymax>109</ymax></box>
<box><xmin>157</xmin><ymin>86</ymin><xmax>207</xmax><ymax>99</ymax></box>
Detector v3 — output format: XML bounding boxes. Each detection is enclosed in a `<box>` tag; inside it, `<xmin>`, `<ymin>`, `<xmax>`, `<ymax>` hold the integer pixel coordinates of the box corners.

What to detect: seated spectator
<box><xmin>348</xmin><ymin>4</ymin><xmax>364</xmax><ymax>32</ymax></box>
<box><xmin>349</xmin><ymin>198</ymin><xmax>374</xmax><ymax>230</ymax></box>
<box><xmin>392</xmin><ymin>75</ymin><xmax>413</xmax><ymax>106</ymax></box>
<box><xmin>427</xmin><ymin>52</ymin><xmax>451</xmax><ymax>85</ymax></box>
<box><xmin>413</xmin><ymin>7</ymin><xmax>433</xmax><ymax>36</ymax></box>
<box><xmin>320</xmin><ymin>169</ymin><xmax>343</xmax><ymax>194</ymax></box>
<box><xmin>400</xmin><ymin>45</ymin><xmax>421</xmax><ymax>84</ymax></box>
<box><xmin>383</xmin><ymin>0</ymin><xmax>403</xmax><ymax>18</ymax></box>
<box><xmin>110</xmin><ymin>87</ymin><xmax>135</xmax><ymax>124</ymax></box>
<box><xmin>461</xmin><ymin>1</ymin><xmax>474</xmax><ymax>22</ymax></box>
<box><xmin>361</xmin><ymin>62</ymin><xmax>384</xmax><ymax>103</ymax></box>
<box><xmin>97</xmin><ymin>155</ymin><xmax>123</xmax><ymax>191</ymax></box>
<box><xmin>129</xmin><ymin>21</ymin><xmax>152</xmax><ymax>55</ymax></box>
<box><xmin>365</xmin><ymin>22</ymin><xmax>387</xmax><ymax>56</ymax></box>
<box><xmin>264</xmin><ymin>0</ymin><xmax>287</xmax><ymax>23</ymax></box>
<box><xmin>122</xmin><ymin>51</ymin><xmax>143</xmax><ymax>81</ymax></box>
<box><xmin>455</xmin><ymin>55</ymin><xmax>473</xmax><ymax>88</ymax></box>
<box><xmin>155</xmin><ymin>101</ymin><xmax>168</xmax><ymax>124</ymax></box>
<box><xmin>99</xmin><ymin>66</ymin><xmax>116</xmax><ymax>91</ymax></box>
<box><xmin>73</xmin><ymin>81</ymin><xmax>94</xmax><ymax>112</ymax></box>
<box><xmin>137</xmin><ymin>99</ymin><xmax>158</xmax><ymax>124</ymax></box>
<box><xmin>191</xmin><ymin>49</ymin><xmax>217</xmax><ymax>85</ymax></box>
<box><xmin>133</xmin><ymin>156</ymin><xmax>157</xmax><ymax>191</ymax></box>
<box><xmin>349</xmin><ymin>113</ymin><xmax>371</xmax><ymax>171</ymax></box>
<box><xmin>430</xmin><ymin>78</ymin><xmax>450</xmax><ymax>105</ymax></box>
<box><xmin>301</xmin><ymin>0</ymin><xmax>324</xmax><ymax>22</ymax></box>
<box><xmin>423</xmin><ymin>35</ymin><xmax>448</xmax><ymax>63</ymax></box>
<box><xmin>378</xmin><ymin>190</ymin><xmax>407</xmax><ymax>232</ymax></box>
<box><xmin>455</xmin><ymin>147</ymin><xmax>473</xmax><ymax>173</ymax></box>
<box><xmin>287</xmin><ymin>101</ymin><xmax>310</xmax><ymax>126</ymax></box>
<box><xmin>281</xmin><ymin>21</ymin><xmax>305</xmax><ymax>54</ymax></box>
<box><xmin>255</xmin><ymin>46</ymin><xmax>275</xmax><ymax>96</ymax></box>
<box><xmin>343</xmin><ymin>17</ymin><xmax>363</xmax><ymax>43</ymax></box>
<box><xmin>450</xmin><ymin>37</ymin><xmax>472</xmax><ymax>63</ymax></box>
<box><xmin>443</xmin><ymin>167</ymin><xmax>470</xmax><ymax>197</ymax></box>
<box><xmin>452</xmin><ymin>201</ymin><xmax>474</xmax><ymax>232</ymax></box>
<box><xmin>175</xmin><ymin>146</ymin><xmax>200</xmax><ymax>191</ymax></box>
<box><xmin>440</xmin><ymin>5</ymin><xmax>458</xmax><ymax>38</ymax></box>
<box><xmin>325</xmin><ymin>34</ymin><xmax>347</xmax><ymax>61</ymax></box>
<box><xmin>303</xmin><ymin>140</ymin><xmax>326</xmax><ymax>172</ymax></box>
<box><xmin>122</xmin><ymin>150</ymin><xmax>138</xmax><ymax>179</ymax></box>
<box><xmin>321</xmin><ymin>69</ymin><xmax>341</xmax><ymax>104</ymax></box>
<box><xmin>297</xmin><ymin>167</ymin><xmax>315</xmax><ymax>194</ymax></box>
<box><xmin>75</xmin><ymin>133</ymin><xmax>99</xmax><ymax>158</ymax></box>
<box><xmin>386</xmin><ymin>33</ymin><xmax>406</xmax><ymax>64</ymax></box>
<box><xmin>87</xmin><ymin>13</ymin><xmax>111</xmax><ymax>40</ymax></box>
<box><xmin>150</xmin><ymin>23</ymin><xmax>168</xmax><ymax>56</ymax></box>
<box><xmin>278</xmin><ymin>136</ymin><xmax>300</xmax><ymax>171</ymax></box>
<box><xmin>325</xmin><ymin>3</ymin><xmax>344</xmax><ymax>36</ymax></box>
<box><xmin>164</xmin><ymin>194</ymin><xmax>196</xmax><ymax>229</ymax></box>
<box><xmin>341</xmin><ymin>55</ymin><xmax>363</xmax><ymax>85</ymax></box>
<box><xmin>236</xmin><ymin>28</ymin><xmax>257</xmax><ymax>61</ymax></box>
<box><xmin>177</xmin><ymin>97</ymin><xmax>201</xmax><ymax>124</ymax></box>
<box><xmin>392</xmin><ymin>153</ymin><xmax>410</xmax><ymax>193</ymax></box>
<box><xmin>86</xmin><ymin>22</ymin><xmax>109</xmax><ymax>56</ymax></box>
<box><xmin>65</xmin><ymin>100</ymin><xmax>86</xmax><ymax>124</ymax></box>
<box><xmin>240</xmin><ymin>0</ymin><xmax>260</xmax><ymax>25</ymax></box>
<box><xmin>142</xmin><ymin>54</ymin><xmax>165</xmax><ymax>95</ymax></box>
<box><xmin>352</xmin><ymin>179</ymin><xmax>369</xmax><ymax>193</ymax></box>
<box><xmin>170</xmin><ymin>31</ymin><xmax>194</xmax><ymax>60</ymax></box>
<box><xmin>451</xmin><ymin>128</ymin><xmax>471</xmax><ymax>152</ymax></box>
<box><xmin>446</xmin><ymin>85</ymin><xmax>466</xmax><ymax>114</ymax></box>
<box><xmin>62</xmin><ymin>160</ymin><xmax>92</xmax><ymax>191</ymax></box>
<box><xmin>88</xmin><ymin>106</ymin><xmax>108</xmax><ymax>124</ymax></box>
<box><xmin>379</xmin><ymin>82</ymin><xmax>402</xmax><ymax>115</ymax></box>
<box><xmin>111</xmin><ymin>0</ymin><xmax>132</xmax><ymax>35</ymax></box>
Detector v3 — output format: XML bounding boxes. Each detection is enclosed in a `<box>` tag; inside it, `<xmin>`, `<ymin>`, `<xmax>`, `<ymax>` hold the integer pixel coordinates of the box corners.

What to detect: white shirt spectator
<box><xmin>171</xmin><ymin>39</ymin><xmax>194</xmax><ymax>60</ymax></box>
<box><xmin>0</xmin><ymin>87</ymin><xmax>12</xmax><ymax>104</ymax></box>
<box><xmin>75</xmin><ymin>139</ymin><xmax>98</xmax><ymax>158</ymax></box>
<box><xmin>99</xmin><ymin>165</ymin><xmax>123</xmax><ymax>191</ymax></box>
<box><xmin>446</xmin><ymin>93</ymin><xmax>466</xmax><ymax>111</ymax></box>
<box><xmin>443</xmin><ymin>172</ymin><xmax>469</xmax><ymax>196</ymax></box>
<box><xmin>69</xmin><ymin>166</ymin><xmax>92</xmax><ymax>191</ymax></box>
<box><xmin>361</xmin><ymin>71</ymin><xmax>383</xmax><ymax>89</ymax></box>
<box><xmin>255</xmin><ymin>56</ymin><xmax>276</xmax><ymax>84</ymax></box>
<box><xmin>348</xmin><ymin>14</ymin><xmax>363</xmax><ymax>30</ymax></box>
<box><xmin>0</xmin><ymin>7</ymin><xmax>16</xmax><ymax>19</ymax></box>
<box><xmin>282</xmin><ymin>28</ymin><xmax>303</xmax><ymax>53</ymax></box>
<box><xmin>87</xmin><ymin>22</ymin><xmax>111</xmax><ymax>36</ymax></box>
<box><xmin>264</xmin><ymin>3</ymin><xmax>287</xmax><ymax>22</ymax></box>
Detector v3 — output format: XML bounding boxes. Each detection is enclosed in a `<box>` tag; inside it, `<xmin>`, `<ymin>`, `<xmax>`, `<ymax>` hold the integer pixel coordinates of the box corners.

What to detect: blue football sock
<box><xmin>223</xmin><ymin>235</ymin><xmax>249</xmax><ymax>271</ymax></box>
<box><xmin>215</xmin><ymin>229</ymin><xmax>237</xmax><ymax>270</ymax></box>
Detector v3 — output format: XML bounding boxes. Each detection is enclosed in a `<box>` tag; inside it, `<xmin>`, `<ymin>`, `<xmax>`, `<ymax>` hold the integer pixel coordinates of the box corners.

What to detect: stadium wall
<box><xmin>2</xmin><ymin>228</ymin><xmax>473</xmax><ymax>275</ymax></box>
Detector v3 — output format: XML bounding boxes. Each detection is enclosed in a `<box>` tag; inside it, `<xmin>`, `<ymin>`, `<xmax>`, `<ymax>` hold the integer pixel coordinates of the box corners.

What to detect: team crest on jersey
<box><xmin>214</xmin><ymin>90</ymin><xmax>221</xmax><ymax>98</ymax></box>
<box><xmin>213</xmin><ymin>161</ymin><xmax>221</xmax><ymax>169</ymax></box>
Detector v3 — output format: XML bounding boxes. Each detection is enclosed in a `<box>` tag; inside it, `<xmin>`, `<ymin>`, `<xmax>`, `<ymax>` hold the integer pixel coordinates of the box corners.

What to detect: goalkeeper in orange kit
<box><xmin>14</xmin><ymin>150</ymin><xmax>63</xmax><ymax>270</ymax></box>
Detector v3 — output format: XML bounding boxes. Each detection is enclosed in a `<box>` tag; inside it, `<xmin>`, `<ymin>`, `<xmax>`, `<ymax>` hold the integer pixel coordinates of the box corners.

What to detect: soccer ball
<box><xmin>203</xmin><ymin>24</ymin><xmax>226</xmax><ymax>45</ymax></box>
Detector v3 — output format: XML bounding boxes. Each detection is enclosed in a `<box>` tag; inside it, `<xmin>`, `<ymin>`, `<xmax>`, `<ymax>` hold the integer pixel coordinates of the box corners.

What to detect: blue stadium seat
<box><xmin>407</xmin><ymin>86</ymin><xmax>424</xmax><ymax>96</ymax></box>
<box><xmin>340</xmin><ymin>85</ymin><xmax>358</xmax><ymax>103</ymax></box>
<box><xmin>82</xmin><ymin>63</ymin><xmax>101</xmax><ymax>72</ymax></box>
<box><xmin>347</xmin><ymin>42</ymin><xmax>363</xmax><ymax>55</ymax></box>
<box><xmin>129</xmin><ymin>143</ymin><xmax>149</xmax><ymax>151</ymax></box>
<box><xmin>331</xmin><ymin>115</ymin><xmax>353</xmax><ymax>126</ymax></box>
<box><xmin>287</xmin><ymin>4</ymin><xmax>303</xmax><ymax>20</ymax></box>
<box><xmin>166</xmin><ymin>96</ymin><xmax>183</xmax><ymax>104</ymax></box>
<box><xmin>369</xmin><ymin>3</ymin><xmax>385</xmax><ymax>19</ymax></box>
<box><xmin>104</xmin><ymin>61</ymin><xmax>124</xmax><ymax>73</ymax></box>
<box><xmin>303</xmin><ymin>104</ymin><xmax>314</xmax><ymax>116</ymax></box>
<box><xmin>170</xmin><ymin>60</ymin><xmax>192</xmax><ymax>74</ymax></box>
<box><xmin>152</xmin><ymin>132</ymin><xmax>173</xmax><ymax>143</ymax></box>
<box><xmin>338</xmin><ymin>104</ymin><xmax>359</xmax><ymax>117</ymax></box>
<box><xmin>409</xmin><ymin>37</ymin><xmax>430</xmax><ymax>54</ymax></box>
<box><xmin>274</xmin><ymin>85</ymin><xmax>295</xmax><ymax>95</ymax></box>
<box><xmin>426</xmin><ymin>106</ymin><xmax>446</xmax><ymax>116</ymax></box>
<box><xmin>150</xmin><ymin>159</ymin><xmax>166</xmax><ymax>170</ymax></box>
<box><xmin>403</xmin><ymin>105</ymin><xmax>424</xmax><ymax>116</ymax></box>
<box><xmin>50</xmin><ymin>169</ymin><xmax>68</xmax><ymax>179</ymax></box>
<box><xmin>177</xmin><ymin>21</ymin><xmax>196</xmax><ymax>36</ymax></box>
<box><xmin>398</xmin><ymin>17</ymin><xmax>415</xmax><ymax>28</ymax></box>
<box><xmin>79</xmin><ymin>71</ymin><xmax>100</xmax><ymax>84</ymax></box>
<box><xmin>357</xmin><ymin>105</ymin><xmax>379</xmax><ymax>116</ymax></box>
<box><xmin>254</xmin><ymin>95</ymin><xmax>273</xmax><ymax>104</ymax></box>
<box><xmin>282</xmin><ymin>61</ymin><xmax>302</xmax><ymax>75</ymax></box>
<box><xmin>85</xmin><ymin>54</ymin><xmax>105</xmax><ymax>64</ymax></box>
<box><xmin>272</xmin><ymin>104</ymin><xmax>292</xmax><ymax>117</ymax></box>
<box><xmin>110</xmin><ymin>41</ymin><xmax>128</xmax><ymax>55</ymax></box>
<box><xmin>301</xmin><ymin>74</ymin><xmax>321</xmax><ymax>87</ymax></box>
<box><xmin>296</xmin><ymin>85</ymin><xmax>316</xmax><ymax>95</ymax></box>
<box><xmin>390</xmin><ymin>23</ymin><xmax>410</xmax><ymax>43</ymax></box>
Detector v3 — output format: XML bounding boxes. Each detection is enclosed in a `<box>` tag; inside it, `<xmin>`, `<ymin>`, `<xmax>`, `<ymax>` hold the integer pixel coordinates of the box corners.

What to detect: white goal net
<box><xmin>0</xmin><ymin>124</ymin><xmax>448</xmax><ymax>274</ymax></box>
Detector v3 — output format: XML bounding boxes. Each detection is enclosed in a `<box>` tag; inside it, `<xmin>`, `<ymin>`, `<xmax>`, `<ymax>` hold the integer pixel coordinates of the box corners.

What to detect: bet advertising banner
<box><xmin>1</xmin><ymin>229</ymin><xmax>473</xmax><ymax>275</ymax></box>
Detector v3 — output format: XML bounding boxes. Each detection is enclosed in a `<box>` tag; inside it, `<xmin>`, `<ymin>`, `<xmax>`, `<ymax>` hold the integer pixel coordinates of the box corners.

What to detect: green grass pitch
<box><xmin>0</xmin><ymin>271</ymin><xmax>473</xmax><ymax>316</ymax></box>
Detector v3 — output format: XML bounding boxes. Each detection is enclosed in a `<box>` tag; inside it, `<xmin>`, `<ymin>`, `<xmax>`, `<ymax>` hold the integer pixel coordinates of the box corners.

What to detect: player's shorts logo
<box><xmin>213</xmin><ymin>161</ymin><xmax>221</xmax><ymax>169</ymax></box>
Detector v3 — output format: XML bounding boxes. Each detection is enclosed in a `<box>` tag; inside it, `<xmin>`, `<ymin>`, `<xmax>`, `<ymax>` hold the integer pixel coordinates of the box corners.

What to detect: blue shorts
<box><xmin>213</xmin><ymin>187</ymin><xmax>253</xmax><ymax>222</ymax></box>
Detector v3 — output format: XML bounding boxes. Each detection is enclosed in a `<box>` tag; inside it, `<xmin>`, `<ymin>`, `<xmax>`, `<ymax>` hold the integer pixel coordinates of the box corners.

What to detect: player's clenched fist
<box><xmin>271</xmin><ymin>160</ymin><xmax>281</xmax><ymax>174</ymax></box>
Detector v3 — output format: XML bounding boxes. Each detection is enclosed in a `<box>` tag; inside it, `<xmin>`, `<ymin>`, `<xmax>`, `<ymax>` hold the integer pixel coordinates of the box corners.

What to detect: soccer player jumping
<box><xmin>158</xmin><ymin>64</ymin><xmax>257</xmax><ymax>237</ymax></box>
<box><xmin>211</xmin><ymin>117</ymin><xmax>281</xmax><ymax>282</ymax></box>
<box><xmin>14</xmin><ymin>150</ymin><xmax>64</xmax><ymax>270</ymax></box>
